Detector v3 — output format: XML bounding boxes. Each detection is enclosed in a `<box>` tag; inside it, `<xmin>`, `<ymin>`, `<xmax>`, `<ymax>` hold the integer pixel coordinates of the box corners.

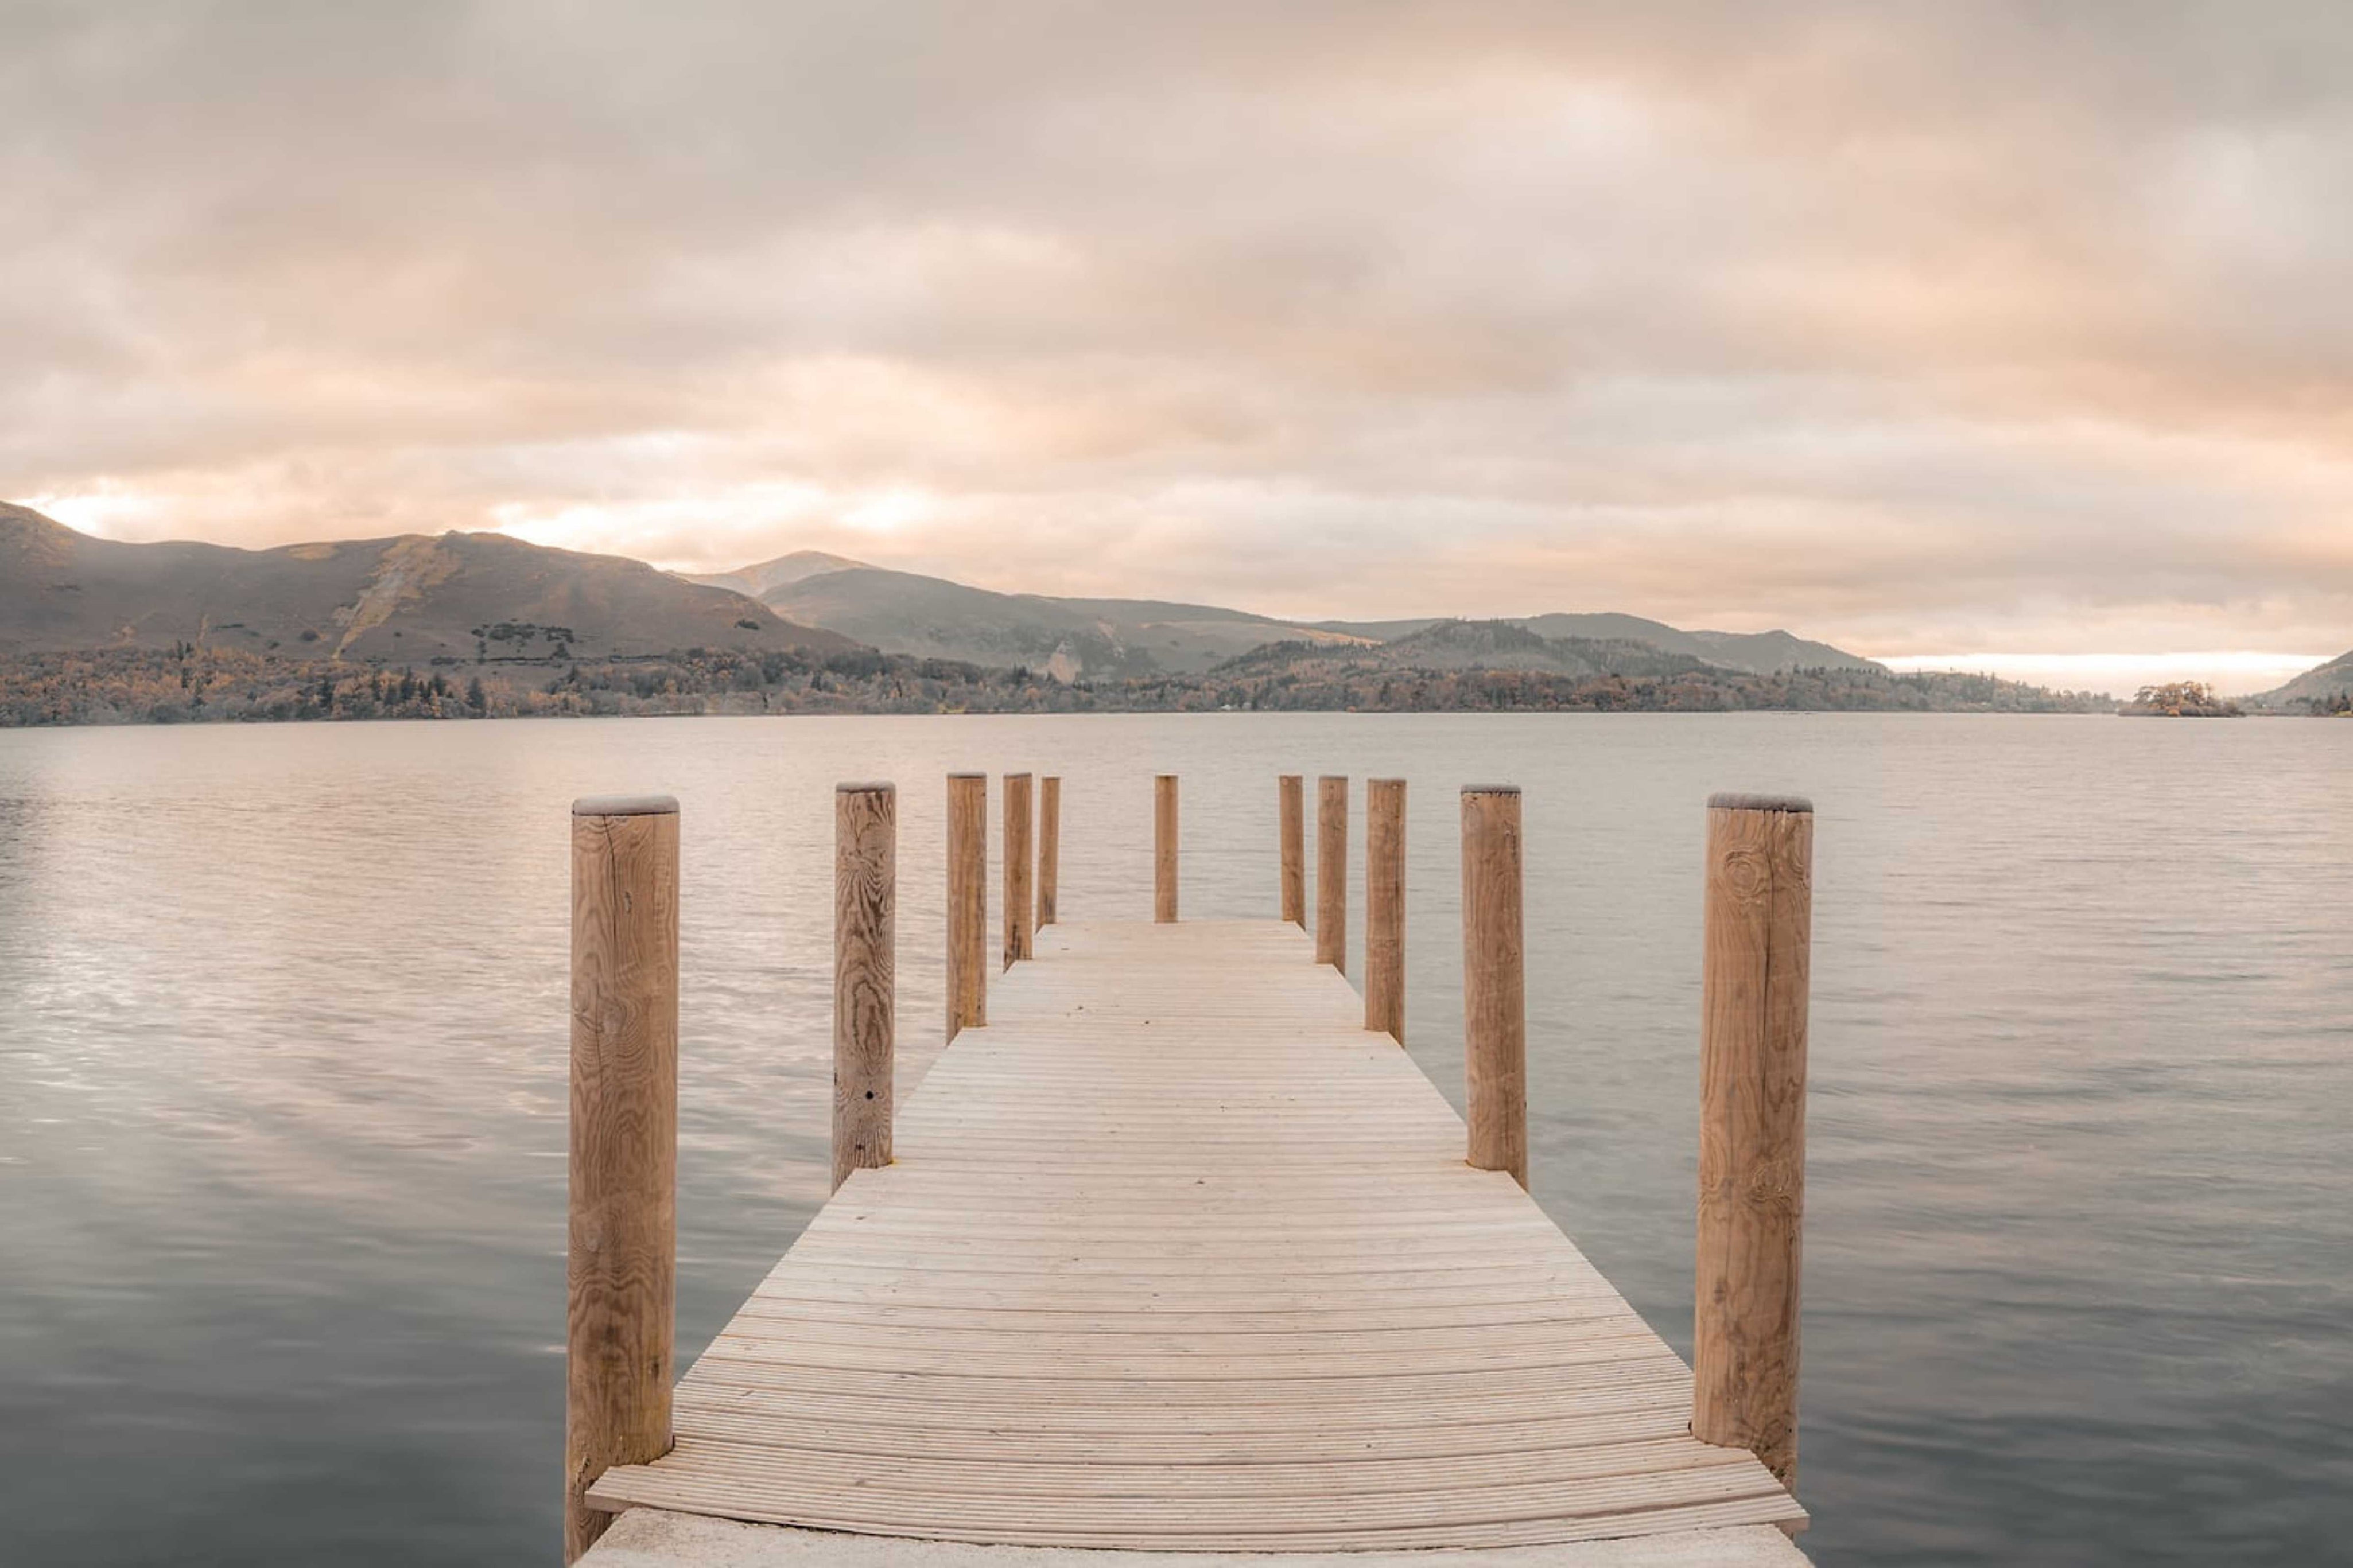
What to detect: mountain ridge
<box><xmin>748</xmin><ymin>565</ymin><xmax>1368</xmax><ymax>680</ymax></box>
<box><xmin>0</xmin><ymin>504</ymin><xmax>855</xmax><ymax>662</ymax></box>
<box><xmin>1308</xmin><ymin>611</ymin><xmax>1876</xmax><ymax>674</ymax></box>
<box><xmin>6</xmin><ymin>504</ymin><xmax>1897</xmax><ymax>680</ymax></box>
<box><xmin>680</xmin><ymin>550</ymin><xmax>871</xmax><ymax>600</ymax></box>
<box><xmin>694</xmin><ymin>548</ymin><xmax>1879</xmax><ymax>679</ymax></box>
<box><xmin>2252</xmin><ymin>649</ymin><xmax>2353</xmax><ymax>710</ymax></box>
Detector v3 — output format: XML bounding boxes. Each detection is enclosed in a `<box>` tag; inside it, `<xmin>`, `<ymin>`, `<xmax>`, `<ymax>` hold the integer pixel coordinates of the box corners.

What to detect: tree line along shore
<box><xmin>0</xmin><ymin>641</ymin><xmax>2118</xmax><ymax>726</ymax></box>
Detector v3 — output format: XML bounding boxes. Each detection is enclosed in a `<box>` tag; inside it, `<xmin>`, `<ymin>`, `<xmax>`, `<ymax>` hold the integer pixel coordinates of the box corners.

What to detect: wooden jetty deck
<box><xmin>563</xmin><ymin>777</ymin><xmax>1816</xmax><ymax>1563</ymax></box>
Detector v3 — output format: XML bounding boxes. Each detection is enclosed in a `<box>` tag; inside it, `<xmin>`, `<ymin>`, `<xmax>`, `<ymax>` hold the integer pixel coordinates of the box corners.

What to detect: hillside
<box><xmin>1310</xmin><ymin>612</ymin><xmax>1877</xmax><ymax>675</ymax></box>
<box><xmin>1190</xmin><ymin>625</ymin><xmax>2103</xmax><ymax>714</ymax></box>
<box><xmin>2252</xmin><ymin>649</ymin><xmax>2353</xmax><ymax>711</ymax></box>
<box><xmin>680</xmin><ymin>550</ymin><xmax>870</xmax><ymax>600</ymax></box>
<box><xmin>1216</xmin><ymin>620</ymin><xmax>1711</xmax><ymax>679</ymax></box>
<box><xmin>696</xmin><ymin>551</ymin><xmax>1877</xmax><ymax>680</ymax></box>
<box><xmin>758</xmin><ymin>566</ymin><xmax>1363</xmax><ymax>679</ymax></box>
<box><xmin>0</xmin><ymin>503</ymin><xmax>855</xmax><ymax>663</ymax></box>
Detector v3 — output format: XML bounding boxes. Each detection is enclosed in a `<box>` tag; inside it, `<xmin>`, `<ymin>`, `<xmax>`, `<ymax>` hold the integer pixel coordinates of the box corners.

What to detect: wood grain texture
<box><xmin>833</xmin><ymin>784</ymin><xmax>895</xmax><ymax>1192</ymax></box>
<box><xmin>588</xmin><ymin>918</ymin><xmax>1803</xmax><ymax>1548</ymax></box>
<box><xmin>1316</xmin><ymin>775</ymin><xmax>1348</xmax><ymax>971</ymax></box>
<box><xmin>1693</xmin><ymin>798</ymin><xmax>1812</xmax><ymax>1489</ymax></box>
<box><xmin>1037</xmin><ymin>776</ymin><xmax>1061</xmax><ymax>927</ymax></box>
<box><xmin>1365</xmin><ymin>777</ymin><xmax>1407</xmax><ymax>1041</ymax></box>
<box><xmin>1004</xmin><ymin>773</ymin><xmax>1034</xmax><ymax>969</ymax></box>
<box><xmin>946</xmin><ymin>774</ymin><xmax>986</xmax><ymax>1041</ymax></box>
<box><xmin>1279</xmin><ymin>773</ymin><xmax>1305</xmax><ymax>927</ymax></box>
<box><xmin>566</xmin><ymin>803</ymin><xmax>679</xmax><ymax>1563</ymax></box>
<box><xmin>1461</xmin><ymin>787</ymin><xmax>1527</xmax><ymax>1189</ymax></box>
<box><xmin>1154</xmin><ymin>774</ymin><xmax>1178</xmax><ymax>923</ymax></box>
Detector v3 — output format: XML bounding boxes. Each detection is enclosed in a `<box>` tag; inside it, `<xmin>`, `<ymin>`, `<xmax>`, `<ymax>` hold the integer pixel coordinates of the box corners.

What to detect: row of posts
<box><xmin>561</xmin><ymin>776</ymin><xmax>1812</xmax><ymax>1560</ymax></box>
<box><xmin>1168</xmin><ymin>773</ymin><xmax>1524</xmax><ymax>1179</ymax></box>
<box><xmin>851</xmin><ymin>770</ymin><xmax>1070</xmax><ymax>1194</ymax></box>
<box><xmin>944</xmin><ymin>771</ymin><xmax>1063</xmax><ymax>1044</ymax></box>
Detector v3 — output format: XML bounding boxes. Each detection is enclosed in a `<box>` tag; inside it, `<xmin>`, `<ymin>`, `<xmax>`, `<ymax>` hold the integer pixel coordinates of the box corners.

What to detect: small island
<box><xmin>2123</xmin><ymin>680</ymin><xmax>2243</xmax><ymax>717</ymax></box>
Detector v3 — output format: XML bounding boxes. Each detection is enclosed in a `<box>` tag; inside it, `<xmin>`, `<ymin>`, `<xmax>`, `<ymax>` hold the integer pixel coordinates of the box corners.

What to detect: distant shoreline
<box><xmin>0</xmin><ymin>643</ymin><xmax>2121</xmax><ymax>728</ymax></box>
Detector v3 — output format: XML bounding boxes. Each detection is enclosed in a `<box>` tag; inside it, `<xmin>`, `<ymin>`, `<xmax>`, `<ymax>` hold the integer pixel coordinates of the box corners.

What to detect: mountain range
<box><xmin>678</xmin><ymin>548</ymin><xmax>1880</xmax><ymax>680</ymax></box>
<box><xmin>0</xmin><ymin>503</ymin><xmax>853</xmax><ymax>663</ymax></box>
<box><xmin>2254</xmin><ymin>651</ymin><xmax>2353</xmax><ymax>710</ymax></box>
<box><xmin>12</xmin><ymin>503</ymin><xmax>2348</xmax><ymax>704</ymax></box>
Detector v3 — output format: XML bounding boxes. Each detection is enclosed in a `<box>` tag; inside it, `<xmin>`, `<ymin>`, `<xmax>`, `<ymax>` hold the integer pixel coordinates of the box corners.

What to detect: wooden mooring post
<box><xmin>1278</xmin><ymin>773</ymin><xmax>1305</xmax><ymax>927</ymax></box>
<box><xmin>1004</xmin><ymin>772</ymin><xmax>1034</xmax><ymax>968</ymax></box>
<box><xmin>1460</xmin><ymin>785</ymin><xmax>1526</xmax><ymax>1188</ymax></box>
<box><xmin>946</xmin><ymin>773</ymin><xmax>986</xmax><ymax>1041</ymax></box>
<box><xmin>1693</xmin><ymin>792</ymin><xmax>1813</xmax><ymax>1491</ymax></box>
<box><xmin>832</xmin><ymin>783</ymin><xmax>895</xmax><ymax>1191</ymax></box>
<box><xmin>1038</xmin><ymin>776</ymin><xmax>1061</xmax><ymax>927</ymax></box>
<box><xmin>1316</xmin><ymin>775</ymin><xmax>1348</xmax><ymax>971</ymax></box>
<box><xmin>564</xmin><ymin>796</ymin><xmax>679</xmax><ymax>1564</ymax></box>
<box><xmin>1154</xmin><ymin>774</ymin><xmax>1179</xmax><ymax>922</ymax></box>
<box><xmin>1365</xmin><ymin>777</ymin><xmax>1406</xmax><ymax>1041</ymax></box>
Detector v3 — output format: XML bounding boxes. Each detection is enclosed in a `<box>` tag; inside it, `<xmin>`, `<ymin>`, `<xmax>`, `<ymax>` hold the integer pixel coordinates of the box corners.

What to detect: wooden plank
<box><xmin>663</xmin><ymin>1404</ymin><xmax>1699</xmax><ymax>1461</ymax></box>
<box><xmin>669</xmin><ymin>1384</ymin><xmax>1694</xmax><ymax>1437</ymax></box>
<box><xmin>587</xmin><ymin>917</ymin><xmax>1807</xmax><ymax>1550</ymax></box>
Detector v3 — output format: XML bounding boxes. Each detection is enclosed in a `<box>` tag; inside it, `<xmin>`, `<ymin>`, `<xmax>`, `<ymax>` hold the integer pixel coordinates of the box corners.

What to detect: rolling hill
<box><xmin>2252</xmin><ymin>649</ymin><xmax>2353</xmax><ymax>710</ymax></box>
<box><xmin>697</xmin><ymin>553</ymin><xmax>1877</xmax><ymax>680</ymax></box>
<box><xmin>1215</xmin><ymin>620</ymin><xmax>1714</xmax><ymax>679</ymax></box>
<box><xmin>1310</xmin><ymin>612</ymin><xmax>1877</xmax><ymax>675</ymax></box>
<box><xmin>0</xmin><ymin>503</ymin><xmax>855</xmax><ymax>662</ymax></box>
<box><xmin>680</xmin><ymin>550</ymin><xmax>871</xmax><ymax>600</ymax></box>
<box><xmin>5</xmin><ymin>503</ymin><xmax>1888</xmax><ymax>686</ymax></box>
<box><xmin>743</xmin><ymin>565</ymin><xmax>1365</xmax><ymax>679</ymax></box>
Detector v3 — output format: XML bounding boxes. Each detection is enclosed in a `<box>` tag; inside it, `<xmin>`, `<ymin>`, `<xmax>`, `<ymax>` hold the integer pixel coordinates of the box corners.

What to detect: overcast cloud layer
<box><xmin>6</xmin><ymin>1</ymin><xmax>2351</xmax><ymax>682</ymax></box>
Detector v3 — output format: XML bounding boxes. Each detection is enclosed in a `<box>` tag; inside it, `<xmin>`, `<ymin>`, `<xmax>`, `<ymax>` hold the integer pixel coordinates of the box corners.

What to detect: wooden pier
<box><xmin>565</xmin><ymin>776</ymin><xmax>1814</xmax><ymax>1563</ymax></box>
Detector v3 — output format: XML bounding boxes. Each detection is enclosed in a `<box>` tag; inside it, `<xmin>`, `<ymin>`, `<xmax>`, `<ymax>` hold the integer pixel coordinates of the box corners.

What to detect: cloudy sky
<box><xmin>6</xmin><ymin>2</ymin><xmax>2350</xmax><ymax>690</ymax></box>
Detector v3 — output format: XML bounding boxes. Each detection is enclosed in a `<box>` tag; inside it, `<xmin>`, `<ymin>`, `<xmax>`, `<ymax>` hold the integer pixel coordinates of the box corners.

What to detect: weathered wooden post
<box><xmin>833</xmin><ymin>783</ymin><xmax>894</xmax><ymax>1192</ymax></box>
<box><xmin>1460</xmin><ymin>785</ymin><xmax>1525</xmax><ymax>1188</ymax></box>
<box><xmin>1316</xmin><ymin>775</ymin><xmax>1348</xmax><ymax>971</ymax></box>
<box><xmin>1155</xmin><ymin>773</ymin><xmax>1179</xmax><ymax>922</ymax></box>
<box><xmin>1004</xmin><ymin>772</ymin><xmax>1034</xmax><ymax>968</ymax></box>
<box><xmin>946</xmin><ymin>772</ymin><xmax>987</xmax><ymax>1041</ymax></box>
<box><xmin>1278</xmin><ymin>774</ymin><xmax>1305</xmax><ymax>927</ymax></box>
<box><xmin>1693</xmin><ymin>792</ymin><xmax>1813</xmax><ymax>1490</ymax></box>
<box><xmin>1365</xmin><ymin>777</ymin><xmax>1406</xmax><ymax>1041</ymax></box>
<box><xmin>565</xmin><ymin>795</ymin><xmax>678</xmax><ymax>1563</ymax></box>
<box><xmin>1038</xmin><ymin>775</ymin><xmax>1061</xmax><ymax>927</ymax></box>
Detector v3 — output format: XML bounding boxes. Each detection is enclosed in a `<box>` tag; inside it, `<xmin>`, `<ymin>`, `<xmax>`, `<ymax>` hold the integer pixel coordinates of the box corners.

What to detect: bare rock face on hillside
<box><xmin>0</xmin><ymin>504</ymin><xmax>857</xmax><ymax>662</ymax></box>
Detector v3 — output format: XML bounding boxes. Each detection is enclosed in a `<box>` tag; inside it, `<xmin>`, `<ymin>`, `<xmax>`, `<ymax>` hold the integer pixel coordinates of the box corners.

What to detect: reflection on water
<box><xmin>1</xmin><ymin>714</ymin><xmax>2348</xmax><ymax>1565</ymax></box>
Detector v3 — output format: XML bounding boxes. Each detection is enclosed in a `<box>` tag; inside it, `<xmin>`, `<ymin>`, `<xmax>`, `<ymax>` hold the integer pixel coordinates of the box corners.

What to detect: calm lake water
<box><xmin>1</xmin><ymin>713</ymin><xmax>2348</xmax><ymax>1565</ymax></box>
